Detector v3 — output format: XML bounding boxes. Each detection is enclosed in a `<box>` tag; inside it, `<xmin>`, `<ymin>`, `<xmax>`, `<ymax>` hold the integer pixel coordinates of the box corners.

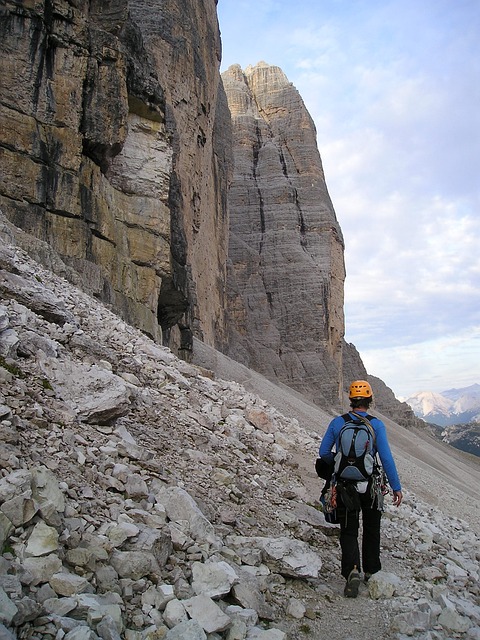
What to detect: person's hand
<box><xmin>393</xmin><ymin>490</ymin><xmax>403</xmax><ymax>507</ymax></box>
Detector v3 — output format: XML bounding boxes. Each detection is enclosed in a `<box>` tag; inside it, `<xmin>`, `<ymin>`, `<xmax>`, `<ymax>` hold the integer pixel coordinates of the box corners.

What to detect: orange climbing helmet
<box><xmin>349</xmin><ymin>380</ymin><xmax>373</xmax><ymax>399</ymax></box>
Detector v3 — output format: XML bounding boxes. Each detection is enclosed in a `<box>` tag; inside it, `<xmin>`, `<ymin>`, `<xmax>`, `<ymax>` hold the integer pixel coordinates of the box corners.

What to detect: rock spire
<box><xmin>222</xmin><ymin>62</ymin><xmax>345</xmax><ymax>406</ymax></box>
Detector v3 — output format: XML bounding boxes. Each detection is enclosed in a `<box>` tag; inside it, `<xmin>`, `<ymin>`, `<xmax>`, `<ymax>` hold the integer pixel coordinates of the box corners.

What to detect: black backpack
<box><xmin>334</xmin><ymin>412</ymin><xmax>377</xmax><ymax>482</ymax></box>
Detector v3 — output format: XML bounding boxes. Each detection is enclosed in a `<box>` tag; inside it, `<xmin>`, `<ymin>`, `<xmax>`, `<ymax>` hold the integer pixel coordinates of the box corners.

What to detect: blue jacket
<box><xmin>318</xmin><ymin>410</ymin><xmax>402</xmax><ymax>491</ymax></box>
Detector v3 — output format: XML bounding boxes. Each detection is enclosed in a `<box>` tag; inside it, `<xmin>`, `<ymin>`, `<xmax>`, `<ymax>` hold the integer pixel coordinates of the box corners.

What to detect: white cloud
<box><xmin>361</xmin><ymin>327</ymin><xmax>480</xmax><ymax>398</ymax></box>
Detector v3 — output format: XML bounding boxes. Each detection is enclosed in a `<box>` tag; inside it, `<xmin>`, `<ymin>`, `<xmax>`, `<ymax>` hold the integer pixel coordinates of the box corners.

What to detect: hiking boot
<box><xmin>344</xmin><ymin>568</ymin><xmax>361</xmax><ymax>598</ymax></box>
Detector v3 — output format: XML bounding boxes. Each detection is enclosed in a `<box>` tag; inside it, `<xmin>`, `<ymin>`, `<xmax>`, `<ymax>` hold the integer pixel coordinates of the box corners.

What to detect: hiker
<box><xmin>318</xmin><ymin>379</ymin><xmax>403</xmax><ymax>597</ymax></box>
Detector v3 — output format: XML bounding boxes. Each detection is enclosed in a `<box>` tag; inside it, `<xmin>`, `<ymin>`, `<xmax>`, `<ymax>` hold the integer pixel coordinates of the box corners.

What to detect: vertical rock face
<box><xmin>0</xmin><ymin>0</ymin><xmax>231</xmax><ymax>354</ymax></box>
<box><xmin>222</xmin><ymin>62</ymin><xmax>345</xmax><ymax>406</ymax></box>
<box><xmin>128</xmin><ymin>0</ymin><xmax>233</xmax><ymax>353</ymax></box>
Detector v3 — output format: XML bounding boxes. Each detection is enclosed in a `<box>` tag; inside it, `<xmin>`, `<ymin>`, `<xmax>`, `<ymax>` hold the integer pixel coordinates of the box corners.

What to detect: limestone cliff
<box><xmin>128</xmin><ymin>0</ymin><xmax>233</xmax><ymax>352</ymax></box>
<box><xmin>222</xmin><ymin>63</ymin><xmax>345</xmax><ymax>406</ymax></box>
<box><xmin>1</xmin><ymin>2</ymin><xmax>416</xmax><ymax>422</ymax></box>
<box><xmin>0</xmin><ymin>0</ymin><xmax>231</xmax><ymax>355</ymax></box>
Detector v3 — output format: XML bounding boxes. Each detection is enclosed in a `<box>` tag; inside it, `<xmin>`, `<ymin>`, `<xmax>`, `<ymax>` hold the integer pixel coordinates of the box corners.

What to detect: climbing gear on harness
<box><xmin>370</xmin><ymin>466</ymin><xmax>389</xmax><ymax>511</ymax></box>
<box><xmin>320</xmin><ymin>484</ymin><xmax>339</xmax><ymax>524</ymax></box>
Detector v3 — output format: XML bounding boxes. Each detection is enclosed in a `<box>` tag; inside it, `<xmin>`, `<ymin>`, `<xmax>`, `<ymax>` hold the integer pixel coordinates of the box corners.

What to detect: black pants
<box><xmin>337</xmin><ymin>488</ymin><xmax>382</xmax><ymax>579</ymax></box>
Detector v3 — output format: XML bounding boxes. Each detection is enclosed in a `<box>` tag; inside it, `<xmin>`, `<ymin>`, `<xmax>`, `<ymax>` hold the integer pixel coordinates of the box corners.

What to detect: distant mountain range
<box><xmin>405</xmin><ymin>383</ymin><xmax>480</xmax><ymax>427</ymax></box>
<box><xmin>405</xmin><ymin>384</ymin><xmax>480</xmax><ymax>457</ymax></box>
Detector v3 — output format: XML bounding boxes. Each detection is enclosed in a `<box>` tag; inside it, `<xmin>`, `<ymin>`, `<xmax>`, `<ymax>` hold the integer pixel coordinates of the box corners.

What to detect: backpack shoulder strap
<box><xmin>349</xmin><ymin>411</ymin><xmax>376</xmax><ymax>444</ymax></box>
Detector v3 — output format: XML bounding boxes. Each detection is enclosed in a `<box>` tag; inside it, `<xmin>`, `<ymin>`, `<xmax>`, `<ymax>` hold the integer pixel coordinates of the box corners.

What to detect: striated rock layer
<box><xmin>0</xmin><ymin>0</ymin><xmax>231</xmax><ymax>356</ymax></box>
<box><xmin>222</xmin><ymin>63</ymin><xmax>345</xmax><ymax>406</ymax></box>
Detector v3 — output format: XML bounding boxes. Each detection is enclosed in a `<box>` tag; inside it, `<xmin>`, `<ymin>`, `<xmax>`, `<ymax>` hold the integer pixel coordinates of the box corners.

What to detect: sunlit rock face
<box><xmin>0</xmin><ymin>0</ymin><xmax>232</xmax><ymax>354</ymax></box>
<box><xmin>222</xmin><ymin>62</ymin><xmax>345</xmax><ymax>406</ymax></box>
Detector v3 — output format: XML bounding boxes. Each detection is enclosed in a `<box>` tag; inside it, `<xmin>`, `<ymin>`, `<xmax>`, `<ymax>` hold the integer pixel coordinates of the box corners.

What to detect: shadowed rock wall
<box><xmin>222</xmin><ymin>63</ymin><xmax>345</xmax><ymax>406</ymax></box>
<box><xmin>128</xmin><ymin>0</ymin><xmax>233</xmax><ymax>353</ymax></box>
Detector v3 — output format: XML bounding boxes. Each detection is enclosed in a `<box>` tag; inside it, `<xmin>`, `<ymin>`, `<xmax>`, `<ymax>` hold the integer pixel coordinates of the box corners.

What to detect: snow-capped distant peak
<box><xmin>406</xmin><ymin>390</ymin><xmax>453</xmax><ymax>417</ymax></box>
<box><xmin>405</xmin><ymin>384</ymin><xmax>480</xmax><ymax>427</ymax></box>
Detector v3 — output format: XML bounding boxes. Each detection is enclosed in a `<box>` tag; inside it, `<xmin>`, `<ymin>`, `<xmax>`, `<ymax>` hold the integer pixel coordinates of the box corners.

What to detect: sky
<box><xmin>217</xmin><ymin>0</ymin><xmax>480</xmax><ymax>399</ymax></box>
